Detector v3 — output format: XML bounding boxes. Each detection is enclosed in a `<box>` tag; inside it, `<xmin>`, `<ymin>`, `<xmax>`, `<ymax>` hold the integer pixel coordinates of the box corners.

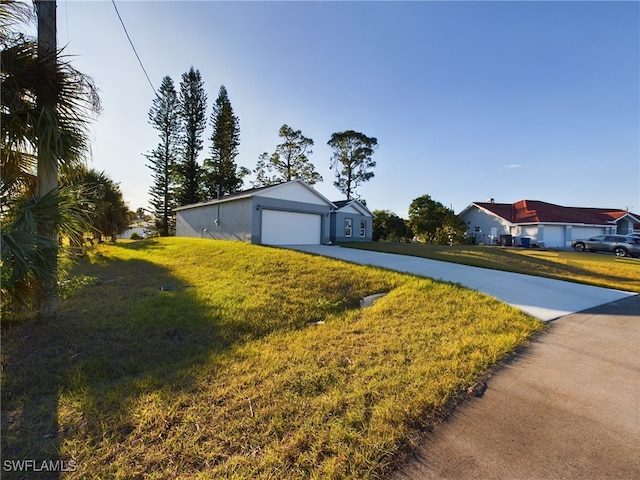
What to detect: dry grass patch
<box><xmin>2</xmin><ymin>238</ymin><xmax>544</xmax><ymax>479</ymax></box>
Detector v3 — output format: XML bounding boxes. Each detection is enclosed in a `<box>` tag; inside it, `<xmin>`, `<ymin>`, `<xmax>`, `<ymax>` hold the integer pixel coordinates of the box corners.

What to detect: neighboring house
<box><xmin>117</xmin><ymin>226</ymin><xmax>152</xmax><ymax>239</ymax></box>
<box><xmin>459</xmin><ymin>199</ymin><xmax>640</xmax><ymax>248</ymax></box>
<box><xmin>118</xmin><ymin>220</ymin><xmax>154</xmax><ymax>239</ymax></box>
<box><xmin>330</xmin><ymin>199</ymin><xmax>373</xmax><ymax>242</ymax></box>
<box><xmin>175</xmin><ymin>180</ymin><xmax>334</xmax><ymax>245</ymax></box>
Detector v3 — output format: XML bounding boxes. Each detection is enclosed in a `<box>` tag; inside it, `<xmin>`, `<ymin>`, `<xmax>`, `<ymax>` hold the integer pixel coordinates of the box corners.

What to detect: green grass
<box><xmin>2</xmin><ymin>238</ymin><xmax>544</xmax><ymax>479</ymax></box>
<box><xmin>341</xmin><ymin>242</ymin><xmax>640</xmax><ymax>293</ymax></box>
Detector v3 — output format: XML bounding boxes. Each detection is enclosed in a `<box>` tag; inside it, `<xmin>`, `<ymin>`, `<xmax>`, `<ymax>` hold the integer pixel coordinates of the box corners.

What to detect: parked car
<box><xmin>571</xmin><ymin>235</ymin><xmax>640</xmax><ymax>258</ymax></box>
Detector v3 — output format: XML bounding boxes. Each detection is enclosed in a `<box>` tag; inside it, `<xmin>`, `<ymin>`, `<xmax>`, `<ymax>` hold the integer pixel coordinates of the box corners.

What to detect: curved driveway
<box><xmin>289</xmin><ymin>245</ymin><xmax>635</xmax><ymax>321</ymax></box>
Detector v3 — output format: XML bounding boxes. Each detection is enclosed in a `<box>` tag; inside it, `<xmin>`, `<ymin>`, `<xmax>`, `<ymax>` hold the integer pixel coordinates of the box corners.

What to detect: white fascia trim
<box><xmin>294</xmin><ymin>180</ymin><xmax>337</xmax><ymax>208</ymax></box>
<box><xmin>466</xmin><ymin>203</ymin><xmax>515</xmax><ymax>227</ymax></box>
<box><xmin>258</xmin><ymin>179</ymin><xmax>336</xmax><ymax>208</ymax></box>
<box><xmin>174</xmin><ymin>179</ymin><xmax>336</xmax><ymax>212</ymax></box>
<box><xmin>514</xmin><ymin>222</ymin><xmax>613</xmax><ymax>227</ymax></box>
<box><xmin>353</xmin><ymin>201</ymin><xmax>374</xmax><ymax>217</ymax></box>
<box><xmin>616</xmin><ymin>212</ymin><xmax>640</xmax><ymax>224</ymax></box>
<box><xmin>174</xmin><ymin>193</ymin><xmax>252</xmax><ymax>211</ymax></box>
<box><xmin>337</xmin><ymin>200</ymin><xmax>373</xmax><ymax>217</ymax></box>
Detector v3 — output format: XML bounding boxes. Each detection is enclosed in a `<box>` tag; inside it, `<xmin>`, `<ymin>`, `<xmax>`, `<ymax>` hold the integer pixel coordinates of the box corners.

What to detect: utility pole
<box><xmin>35</xmin><ymin>0</ymin><xmax>58</xmax><ymax>318</ymax></box>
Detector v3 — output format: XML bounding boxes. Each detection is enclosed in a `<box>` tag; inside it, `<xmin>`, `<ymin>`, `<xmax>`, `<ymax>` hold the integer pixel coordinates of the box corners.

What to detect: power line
<box><xmin>111</xmin><ymin>0</ymin><xmax>157</xmax><ymax>97</ymax></box>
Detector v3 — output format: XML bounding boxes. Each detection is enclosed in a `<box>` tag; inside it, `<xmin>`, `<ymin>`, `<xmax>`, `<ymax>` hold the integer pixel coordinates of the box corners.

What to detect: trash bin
<box><xmin>520</xmin><ymin>237</ymin><xmax>530</xmax><ymax>248</ymax></box>
<box><xmin>500</xmin><ymin>234</ymin><xmax>513</xmax><ymax>247</ymax></box>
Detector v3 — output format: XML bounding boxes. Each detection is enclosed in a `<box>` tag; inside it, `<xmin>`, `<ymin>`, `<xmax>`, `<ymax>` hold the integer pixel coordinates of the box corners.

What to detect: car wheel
<box><xmin>574</xmin><ymin>243</ymin><xmax>586</xmax><ymax>252</ymax></box>
<box><xmin>613</xmin><ymin>247</ymin><xmax>628</xmax><ymax>257</ymax></box>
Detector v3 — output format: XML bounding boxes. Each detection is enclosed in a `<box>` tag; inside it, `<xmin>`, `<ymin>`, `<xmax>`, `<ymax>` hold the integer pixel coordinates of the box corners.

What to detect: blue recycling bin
<box><xmin>521</xmin><ymin>237</ymin><xmax>530</xmax><ymax>248</ymax></box>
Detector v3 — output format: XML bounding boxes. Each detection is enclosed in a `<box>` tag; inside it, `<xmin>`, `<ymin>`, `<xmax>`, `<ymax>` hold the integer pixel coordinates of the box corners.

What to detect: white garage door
<box><xmin>261</xmin><ymin>210</ymin><xmax>321</xmax><ymax>245</ymax></box>
<box><xmin>542</xmin><ymin>226</ymin><xmax>565</xmax><ymax>248</ymax></box>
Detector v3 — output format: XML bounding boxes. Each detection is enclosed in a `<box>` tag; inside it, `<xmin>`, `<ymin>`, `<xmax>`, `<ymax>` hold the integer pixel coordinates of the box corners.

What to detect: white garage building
<box><xmin>175</xmin><ymin>180</ymin><xmax>334</xmax><ymax>245</ymax></box>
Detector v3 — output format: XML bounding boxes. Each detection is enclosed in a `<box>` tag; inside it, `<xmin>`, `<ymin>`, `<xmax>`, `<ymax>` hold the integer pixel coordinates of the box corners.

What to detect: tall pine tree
<box><xmin>145</xmin><ymin>76</ymin><xmax>180</xmax><ymax>236</ymax></box>
<box><xmin>253</xmin><ymin>124</ymin><xmax>322</xmax><ymax>187</ymax></box>
<box><xmin>177</xmin><ymin>67</ymin><xmax>207</xmax><ymax>206</ymax></box>
<box><xmin>202</xmin><ymin>85</ymin><xmax>247</xmax><ymax>197</ymax></box>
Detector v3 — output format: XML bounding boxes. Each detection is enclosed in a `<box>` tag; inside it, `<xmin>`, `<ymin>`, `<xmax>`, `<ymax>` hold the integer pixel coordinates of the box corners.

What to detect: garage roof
<box><xmin>332</xmin><ymin>199</ymin><xmax>374</xmax><ymax>217</ymax></box>
<box><xmin>175</xmin><ymin>179</ymin><xmax>335</xmax><ymax>211</ymax></box>
<box><xmin>466</xmin><ymin>200</ymin><xmax>640</xmax><ymax>226</ymax></box>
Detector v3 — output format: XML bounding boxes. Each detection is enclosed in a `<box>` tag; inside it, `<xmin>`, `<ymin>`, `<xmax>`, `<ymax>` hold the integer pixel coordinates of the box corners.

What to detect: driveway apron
<box><xmin>288</xmin><ymin>245</ymin><xmax>635</xmax><ymax>321</ymax></box>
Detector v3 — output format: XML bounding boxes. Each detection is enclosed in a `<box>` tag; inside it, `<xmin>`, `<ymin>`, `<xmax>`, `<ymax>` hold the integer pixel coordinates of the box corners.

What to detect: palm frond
<box><xmin>1</xmin><ymin>37</ymin><xmax>101</xmax><ymax>193</ymax></box>
<box><xmin>1</xmin><ymin>229</ymin><xmax>57</xmax><ymax>310</ymax></box>
<box><xmin>1</xmin><ymin>187</ymin><xmax>96</xmax><ymax>311</ymax></box>
<box><xmin>0</xmin><ymin>0</ymin><xmax>101</xmax><ymax>316</ymax></box>
<box><xmin>0</xmin><ymin>0</ymin><xmax>35</xmax><ymax>44</ymax></box>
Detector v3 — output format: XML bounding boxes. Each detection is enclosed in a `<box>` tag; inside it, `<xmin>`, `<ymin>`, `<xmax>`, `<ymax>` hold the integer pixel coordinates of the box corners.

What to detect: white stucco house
<box><xmin>459</xmin><ymin>199</ymin><xmax>640</xmax><ymax>248</ymax></box>
<box><xmin>175</xmin><ymin>180</ymin><xmax>376</xmax><ymax>245</ymax></box>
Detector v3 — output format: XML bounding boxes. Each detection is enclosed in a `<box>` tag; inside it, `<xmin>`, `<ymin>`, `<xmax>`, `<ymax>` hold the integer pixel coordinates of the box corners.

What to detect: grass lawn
<box><xmin>2</xmin><ymin>238</ymin><xmax>544</xmax><ymax>479</ymax></box>
<box><xmin>341</xmin><ymin>242</ymin><xmax>640</xmax><ymax>293</ymax></box>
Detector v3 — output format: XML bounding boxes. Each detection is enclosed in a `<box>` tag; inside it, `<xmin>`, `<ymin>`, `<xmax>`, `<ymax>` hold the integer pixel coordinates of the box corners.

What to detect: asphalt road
<box><xmin>288</xmin><ymin>245</ymin><xmax>635</xmax><ymax>321</ymax></box>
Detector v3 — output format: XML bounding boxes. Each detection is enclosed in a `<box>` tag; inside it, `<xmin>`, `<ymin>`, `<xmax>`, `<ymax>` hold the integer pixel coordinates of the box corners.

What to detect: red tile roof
<box><xmin>475</xmin><ymin>200</ymin><xmax>638</xmax><ymax>225</ymax></box>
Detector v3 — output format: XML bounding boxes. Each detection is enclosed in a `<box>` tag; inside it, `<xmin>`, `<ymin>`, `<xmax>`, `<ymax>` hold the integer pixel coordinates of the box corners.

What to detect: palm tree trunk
<box><xmin>36</xmin><ymin>0</ymin><xmax>58</xmax><ymax>318</ymax></box>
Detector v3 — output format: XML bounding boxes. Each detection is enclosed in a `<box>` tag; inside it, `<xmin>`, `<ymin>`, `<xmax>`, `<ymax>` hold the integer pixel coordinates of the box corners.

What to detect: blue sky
<box><xmin>57</xmin><ymin>1</ymin><xmax>639</xmax><ymax>217</ymax></box>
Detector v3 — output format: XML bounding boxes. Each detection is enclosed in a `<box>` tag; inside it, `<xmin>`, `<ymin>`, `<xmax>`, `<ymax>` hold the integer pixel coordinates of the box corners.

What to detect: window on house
<box><xmin>360</xmin><ymin>220</ymin><xmax>366</xmax><ymax>237</ymax></box>
<box><xmin>474</xmin><ymin>226</ymin><xmax>481</xmax><ymax>232</ymax></box>
<box><xmin>345</xmin><ymin>218</ymin><xmax>352</xmax><ymax>237</ymax></box>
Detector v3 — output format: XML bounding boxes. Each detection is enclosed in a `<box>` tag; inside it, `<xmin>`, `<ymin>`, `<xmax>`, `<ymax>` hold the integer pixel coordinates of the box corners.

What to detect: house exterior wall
<box><xmin>253</xmin><ymin>181</ymin><xmax>328</xmax><ymax>205</ymax></box>
<box><xmin>251</xmin><ymin>197</ymin><xmax>331</xmax><ymax>244</ymax></box>
<box><xmin>461</xmin><ymin>202</ymin><xmax>633</xmax><ymax>248</ymax></box>
<box><xmin>511</xmin><ymin>224</ymin><xmax>620</xmax><ymax>248</ymax></box>
<box><xmin>176</xmin><ymin>198</ymin><xmax>253</xmax><ymax>241</ymax></box>
<box><xmin>515</xmin><ymin>225</ymin><xmax>538</xmax><ymax>246</ymax></box>
<box><xmin>330</xmin><ymin>211</ymin><xmax>373</xmax><ymax>242</ymax></box>
<box><xmin>461</xmin><ymin>206</ymin><xmax>513</xmax><ymax>245</ymax></box>
<box><xmin>460</xmin><ymin>205</ymin><xmax>621</xmax><ymax>248</ymax></box>
<box><xmin>509</xmin><ymin>224</ymin><xmax>617</xmax><ymax>248</ymax></box>
<box><xmin>616</xmin><ymin>218</ymin><xmax>634</xmax><ymax>235</ymax></box>
<box><xmin>572</xmin><ymin>226</ymin><xmax>603</xmax><ymax>239</ymax></box>
<box><xmin>117</xmin><ymin>226</ymin><xmax>152</xmax><ymax>239</ymax></box>
<box><xmin>176</xmin><ymin>181</ymin><xmax>334</xmax><ymax>245</ymax></box>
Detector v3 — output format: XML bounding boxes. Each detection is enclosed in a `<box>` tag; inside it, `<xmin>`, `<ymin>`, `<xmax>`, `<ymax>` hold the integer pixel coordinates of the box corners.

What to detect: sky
<box><xmin>50</xmin><ymin>0</ymin><xmax>640</xmax><ymax>217</ymax></box>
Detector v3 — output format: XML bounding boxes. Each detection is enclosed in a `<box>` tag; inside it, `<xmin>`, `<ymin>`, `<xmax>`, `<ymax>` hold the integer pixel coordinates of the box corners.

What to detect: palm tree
<box><xmin>62</xmin><ymin>167</ymin><xmax>131</xmax><ymax>242</ymax></box>
<box><xmin>1</xmin><ymin>0</ymin><xmax>101</xmax><ymax>316</ymax></box>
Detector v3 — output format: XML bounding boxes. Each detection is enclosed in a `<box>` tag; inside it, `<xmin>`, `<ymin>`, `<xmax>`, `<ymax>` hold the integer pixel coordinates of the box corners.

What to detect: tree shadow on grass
<box><xmin>1</xmin><ymin>253</ymin><xmax>246</xmax><ymax>479</ymax></box>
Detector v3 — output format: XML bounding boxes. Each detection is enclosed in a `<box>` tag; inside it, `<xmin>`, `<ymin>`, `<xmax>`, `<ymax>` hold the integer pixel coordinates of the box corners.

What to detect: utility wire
<box><xmin>111</xmin><ymin>0</ymin><xmax>157</xmax><ymax>97</ymax></box>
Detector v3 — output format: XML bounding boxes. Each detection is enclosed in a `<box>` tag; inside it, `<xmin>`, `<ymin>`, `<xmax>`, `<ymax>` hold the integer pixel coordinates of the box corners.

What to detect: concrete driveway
<box><xmin>289</xmin><ymin>245</ymin><xmax>635</xmax><ymax>321</ymax></box>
